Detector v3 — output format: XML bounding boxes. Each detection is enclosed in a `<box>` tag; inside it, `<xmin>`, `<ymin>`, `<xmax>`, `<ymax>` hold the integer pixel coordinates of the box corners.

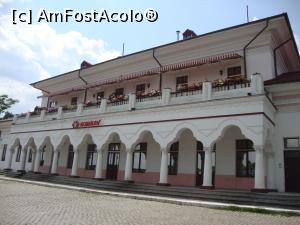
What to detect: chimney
<box><xmin>176</xmin><ymin>30</ymin><xmax>180</xmax><ymax>41</ymax></box>
<box><xmin>182</xmin><ymin>29</ymin><xmax>197</xmax><ymax>40</ymax></box>
<box><xmin>81</xmin><ymin>60</ymin><xmax>92</xmax><ymax>69</ymax></box>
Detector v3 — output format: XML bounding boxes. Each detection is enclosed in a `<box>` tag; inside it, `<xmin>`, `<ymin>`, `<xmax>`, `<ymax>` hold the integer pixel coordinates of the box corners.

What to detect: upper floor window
<box><xmin>1</xmin><ymin>144</ymin><xmax>7</xmax><ymax>161</ymax></box>
<box><xmin>115</xmin><ymin>88</ymin><xmax>124</xmax><ymax>96</ymax></box>
<box><xmin>236</xmin><ymin>139</ymin><xmax>255</xmax><ymax>177</ymax></box>
<box><xmin>284</xmin><ymin>137</ymin><xmax>300</xmax><ymax>149</ymax></box>
<box><xmin>136</xmin><ymin>84</ymin><xmax>146</xmax><ymax>95</ymax></box>
<box><xmin>176</xmin><ymin>76</ymin><xmax>188</xmax><ymax>91</ymax></box>
<box><xmin>67</xmin><ymin>144</ymin><xmax>74</xmax><ymax>169</ymax></box>
<box><xmin>132</xmin><ymin>143</ymin><xmax>147</xmax><ymax>173</ymax></box>
<box><xmin>86</xmin><ymin>144</ymin><xmax>97</xmax><ymax>170</ymax></box>
<box><xmin>168</xmin><ymin>142</ymin><xmax>179</xmax><ymax>175</ymax></box>
<box><xmin>97</xmin><ymin>91</ymin><xmax>104</xmax><ymax>101</ymax></box>
<box><xmin>71</xmin><ymin>97</ymin><xmax>78</xmax><ymax>105</ymax></box>
<box><xmin>227</xmin><ymin>66</ymin><xmax>241</xmax><ymax>78</ymax></box>
<box><xmin>15</xmin><ymin>145</ymin><xmax>22</xmax><ymax>162</ymax></box>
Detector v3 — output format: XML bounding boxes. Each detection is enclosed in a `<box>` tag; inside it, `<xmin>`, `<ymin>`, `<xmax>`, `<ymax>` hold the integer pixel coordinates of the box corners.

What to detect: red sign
<box><xmin>72</xmin><ymin>120</ymin><xmax>101</xmax><ymax>129</ymax></box>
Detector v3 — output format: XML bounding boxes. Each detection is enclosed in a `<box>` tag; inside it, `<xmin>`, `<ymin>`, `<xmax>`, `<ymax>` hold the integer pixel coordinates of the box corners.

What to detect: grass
<box><xmin>216</xmin><ymin>205</ymin><xmax>300</xmax><ymax>217</ymax></box>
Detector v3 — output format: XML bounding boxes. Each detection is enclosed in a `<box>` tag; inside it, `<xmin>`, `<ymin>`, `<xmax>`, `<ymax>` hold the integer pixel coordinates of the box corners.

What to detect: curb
<box><xmin>1</xmin><ymin>176</ymin><xmax>300</xmax><ymax>215</ymax></box>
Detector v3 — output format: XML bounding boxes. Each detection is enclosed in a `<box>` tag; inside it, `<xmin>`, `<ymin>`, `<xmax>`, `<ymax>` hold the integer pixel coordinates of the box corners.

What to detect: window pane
<box><xmin>92</xmin><ymin>152</ymin><xmax>97</xmax><ymax>166</ymax></box>
<box><xmin>133</xmin><ymin>153</ymin><xmax>140</xmax><ymax>169</ymax></box>
<box><xmin>140</xmin><ymin>153</ymin><xmax>146</xmax><ymax>169</ymax></box>
<box><xmin>236</xmin><ymin>152</ymin><xmax>247</xmax><ymax>177</ymax></box>
<box><xmin>248</xmin><ymin>151</ymin><xmax>255</xmax><ymax>177</ymax></box>
<box><xmin>285</xmin><ymin>138</ymin><xmax>299</xmax><ymax>148</ymax></box>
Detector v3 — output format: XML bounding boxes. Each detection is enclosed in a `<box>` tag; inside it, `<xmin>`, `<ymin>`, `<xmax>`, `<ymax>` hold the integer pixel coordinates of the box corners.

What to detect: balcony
<box><xmin>12</xmin><ymin>74</ymin><xmax>263</xmax><ymax>124</ymax></box>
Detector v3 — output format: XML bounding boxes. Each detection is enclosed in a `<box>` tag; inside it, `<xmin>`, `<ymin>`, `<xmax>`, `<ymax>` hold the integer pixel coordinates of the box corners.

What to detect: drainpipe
<box><xmin>243</xmin><ymin>20</ymin><xmax>269</xmax><ymax>78</ymax></box>
<box><xmin>273</xmin><ymin>38</ymin><xmax>292</xmax><ymax>77</ymax></box>
<box><xmin>152</xmin><ymin>49</ymin><xmax>163</xmax><ymax>92</ymax></box>
<box><xmin>78</xmin><ymin>68</ymin><xmax>88</xmax><ymax>104</ymax></box>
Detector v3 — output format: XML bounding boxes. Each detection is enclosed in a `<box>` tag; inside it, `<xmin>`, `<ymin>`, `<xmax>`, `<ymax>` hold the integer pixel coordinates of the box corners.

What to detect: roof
<box><xmin>264</xmin><ymin>71</ymin><xmax>300</xmax><ymax>85</ymax></box>
<box><xmin>30</xmin><ymin>13</ymin><xmax>300</xmax><ymax>93</ymax></box>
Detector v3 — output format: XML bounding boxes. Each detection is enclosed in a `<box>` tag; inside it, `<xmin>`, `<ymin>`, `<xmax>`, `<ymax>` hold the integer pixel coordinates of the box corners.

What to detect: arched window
<box><xmin>1</xmin><ymin>144</ymin><xmax>7</xmax><ymax>161</ymax></box>
<box><xmin>40</xmin><ymin>146</ymin><xmax>46</xmax><ymax>166</ymax></box>
<box><xmin>132</xmin><ymin>143</ymin><xmax>147</xmax><ymax>173</ymax></box>
<box><xmin>168</xmin><ymin>142</ymin><xmax>179</xmax><ymax>175</ymax></box>
<box><xmin>15</xmin><ymin>145</ymin><xmax>22</xmax><ymax>162</ymax></box>
<box><xmin>86</xmin><ymin>144</ymin><xmax>97</xmax><ymax>170</ymax></box>
<box><xmin>67</xmin><ymin>144</ymin><xmax>74</xmax><ymax>169</ymax></box>
<box><xmin>28</xmin><ymin>149</ymin><xmax>32</xmax><ymax>163</ymax></box>
<box><xmin>236</xmin><ymin>139</ymin><xmax>254</xmax><ymax>177</ymax></box>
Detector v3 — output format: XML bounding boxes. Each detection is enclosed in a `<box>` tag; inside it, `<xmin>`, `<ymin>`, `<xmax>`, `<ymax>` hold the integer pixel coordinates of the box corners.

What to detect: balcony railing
<box><xmin>83</xmin><ymin>102</ymin><xmax>101</xmax><ymax>110</ymax></box>
<box><xmin>136</xmin><ymin>92</ymin><xmax>162</xmax><ymax>102</ymax></box>
<box><xmin>62</xmin><ymin>105</ymin><xmax>78</xmax><ymax>113</ymax></box>
<box><xmin>212</xmin><ymin>79</ymin><xmax>250</xmax><ymax>92</ymax></box>
<box><xmin>13</xmin><ymin>74</ymin><xmax>264</xmax><ymax>124</ymax></box>
<box><xmin>171</xmin><ymin>88</ymin><xmax>202</xmax><ymax>98</ymax></box>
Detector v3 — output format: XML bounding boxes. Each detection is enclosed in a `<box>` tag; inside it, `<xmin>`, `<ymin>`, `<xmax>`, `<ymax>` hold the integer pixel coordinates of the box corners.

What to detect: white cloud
<box><xmin>252</xmin><ymin>16</ymin><xmax>259</xmax><ymax>21</ymax></box>
<box><xmin>0</xmin><ymin>76</ymin><xmax>40</xmax><ymax>115</ymax></box>
<box><xmin>0</xmin><ymin>13</ymin><xmax>120</xmax><ymax>115</ymax></box>
<box><xmin>0</xmin><ymin>0</ymin><xmax>13</xmax><ymax>8</ymax></box>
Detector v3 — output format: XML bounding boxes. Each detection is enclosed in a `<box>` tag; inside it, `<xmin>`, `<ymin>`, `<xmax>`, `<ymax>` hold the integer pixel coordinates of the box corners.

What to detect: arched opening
<box><xmin>130</xmin><ymin>131</ymin><xmax>161</xmax><ymax>184</ymax></box>
<box><xmin>166</xmin><ymin>128</ymin><xmax>200</xmax><ymax>186</ymax></box>
<box><xmin>213</xmin><ymin>125</ymin><xmax>255</xmax><ymax>190</ymax></box>
<box><xmin>101</xmin><ymin>133</ymin><xmax>126</xmax><ymax>180</ymax></box>
<box><xmin>38</xmin><ymin>137</ymin><xmax>54</xmax><ymax>174</ymax></box>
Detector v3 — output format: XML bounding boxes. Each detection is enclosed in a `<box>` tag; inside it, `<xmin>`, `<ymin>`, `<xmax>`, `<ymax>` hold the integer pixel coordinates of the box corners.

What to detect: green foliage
<box><xmin>0</xmin><ymin>94</ymin><xmax>19</xmax><ymax>115</ymax></box>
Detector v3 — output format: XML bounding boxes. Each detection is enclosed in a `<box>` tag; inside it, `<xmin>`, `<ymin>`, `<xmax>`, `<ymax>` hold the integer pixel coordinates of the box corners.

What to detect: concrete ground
<box><xmin>0</xmin><ymin>180</ymin><xmax>299</xmax><ymax>225</ymax></box>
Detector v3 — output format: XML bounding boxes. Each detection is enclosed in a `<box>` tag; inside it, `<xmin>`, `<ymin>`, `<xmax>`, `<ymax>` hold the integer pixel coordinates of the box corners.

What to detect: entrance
<box><xmin>196</xmin><ymin>142</ymin><xmax>216</xmax><ymax>186</ymax></box>
<box><xmin>106</xmin><ymin>143</ymin><xmax>120</xmax><ymax>180</ymax></box>
<box><xmin>284</xmin><ymin>150</ymin><xmax>300</xmax><ymax>192</ymax></box>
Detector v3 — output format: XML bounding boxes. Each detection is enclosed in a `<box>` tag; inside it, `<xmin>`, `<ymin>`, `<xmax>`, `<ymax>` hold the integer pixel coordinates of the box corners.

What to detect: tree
<box><xmin>0</xmin><ymin>94</ymin><xmax>19</xmax><ymax>115</ymax></box>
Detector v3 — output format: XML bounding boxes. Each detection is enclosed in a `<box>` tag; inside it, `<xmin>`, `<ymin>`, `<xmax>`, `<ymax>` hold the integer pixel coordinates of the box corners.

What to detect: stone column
<box><xmin>51</xmin><ymin>150</ymin><xmax>59</xmax><ymax>175</ymax></box>
<box><xmin>18</xmin><ymin>149</ymin><xmax>27</xmax><ymax>172</ymax></box>
<box><xmin>124</xmin><ymin>149</ymin><xmax>134</xmax><ymax>182</ymax></box>
<box><xmin>162</xmin><ymin>88</ymin><xmax>171</xmax><ymax>105</ymax></box>
<box><xmin>100</xmin><ymin>99</ymin><xmax>107</xmax><ymax>113</ymax></box>
<box><xmin>29</xmin><ymin>150</ymin><xmax>36</xmax><ymax>172</ymax></box>
<box><xmin>202</xmin><ymin>146</ymin><xmax>213</xmax><ymax>188</ymax></box>
<box><xmin>254</xmin><ymin>145</ymin><xmax>266</xmax><ymax>190</ymax></box>
<box><xmin>158</xmin><ymin>148</ymin><xmax>169</xmax><ymax>185</ymax></box>
<box><xmin>267</xmin><ymin>152</ymin><xmax>276</xmax><ymax>190</ymax></box>
<box><xmin>33</xmin><ymin>150</ymin><xmax>41</xmax><ymax>173</ymax></box>
<box><xmin>71</xmin><ymin>148</ymin><xmax>79</xmax><ymax>177</ymax></box>
<box><xmin>5</xmin><ymin>149</ymin><xmax>13</xmax><ymax>170</ymax></box>
<box><xmin>95</xmin><ymin>149</ymin><xmax>104</xmax><ymax>180</ymax></box>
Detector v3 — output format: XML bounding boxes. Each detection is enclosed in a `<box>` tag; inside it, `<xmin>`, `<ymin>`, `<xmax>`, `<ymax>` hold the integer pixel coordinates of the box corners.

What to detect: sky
<box><xmin>0</xmin><ymin>0</ymin><xmax>299</xmax><ymax>115</ymax></box>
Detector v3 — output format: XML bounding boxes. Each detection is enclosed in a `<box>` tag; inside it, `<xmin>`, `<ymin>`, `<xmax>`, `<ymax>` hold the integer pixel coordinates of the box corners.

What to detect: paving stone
<box><xmin>0</xmin><ymin>180</ymin><xmax>299</xmax><ymax>225</ymax></box>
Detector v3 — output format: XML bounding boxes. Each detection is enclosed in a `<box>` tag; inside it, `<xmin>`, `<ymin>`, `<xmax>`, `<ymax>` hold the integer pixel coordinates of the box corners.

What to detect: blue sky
<box><xmin>0</xmin><ymin>0</ymin><xmax>299</xmax><ymax>114</ymax></box>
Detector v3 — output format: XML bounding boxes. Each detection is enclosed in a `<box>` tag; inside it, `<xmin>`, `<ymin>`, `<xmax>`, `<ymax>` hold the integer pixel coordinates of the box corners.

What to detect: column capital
<box><xmin>160</xmin><ymin>147</ymin><xmax>168</xmax><ymax>153</ymax></box>
<box><xmin>96</xmin><ymin>148</ymin><xmax>103</xmax><ymax>154</ymax></box>
<box><xmin>254</xmin><ymin>145</ymin><xmax>264</xmax><ymax>152</ymax></box>
<box><xmin>125</xmin><ymin>148</ymin><xmax>134</xmax><ymax>153</ymax></box>
<box><xmin>203</xmin><ymin>146</ymin><xmax>213</xmax><ymax>152</ymax></box>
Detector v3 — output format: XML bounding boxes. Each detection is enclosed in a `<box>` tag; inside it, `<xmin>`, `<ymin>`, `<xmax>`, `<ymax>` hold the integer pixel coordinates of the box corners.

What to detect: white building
<box><xmin>1</xmin><ymin>13</ymin><xmax>300</xmax><ymax>192</ymax></box>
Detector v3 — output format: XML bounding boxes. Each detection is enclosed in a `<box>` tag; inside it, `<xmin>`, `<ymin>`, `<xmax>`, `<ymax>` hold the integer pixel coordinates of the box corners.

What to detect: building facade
<box><xmin>1</xmin><ymin>13</ymin><xmax>300</xmax><ymax>192</ymax></box>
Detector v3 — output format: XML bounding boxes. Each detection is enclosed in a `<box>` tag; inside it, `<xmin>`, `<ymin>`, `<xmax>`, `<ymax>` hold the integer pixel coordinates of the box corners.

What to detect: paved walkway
<box><xmin>0</xmin><ymin>180</ymin><xmax>299</xmax><ymax>225</ymax></box>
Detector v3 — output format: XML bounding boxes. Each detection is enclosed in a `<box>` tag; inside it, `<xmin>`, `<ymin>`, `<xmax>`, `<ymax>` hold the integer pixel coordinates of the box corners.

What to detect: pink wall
<box><xmin>39</xmin><ymin>167</ymin><xmax>255</xmax><ymax>190</ymax></box>
<box><xmin>215</xmin><ymin>175</ymin><xmax>254</xmax><ymax>190</ymax></box>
